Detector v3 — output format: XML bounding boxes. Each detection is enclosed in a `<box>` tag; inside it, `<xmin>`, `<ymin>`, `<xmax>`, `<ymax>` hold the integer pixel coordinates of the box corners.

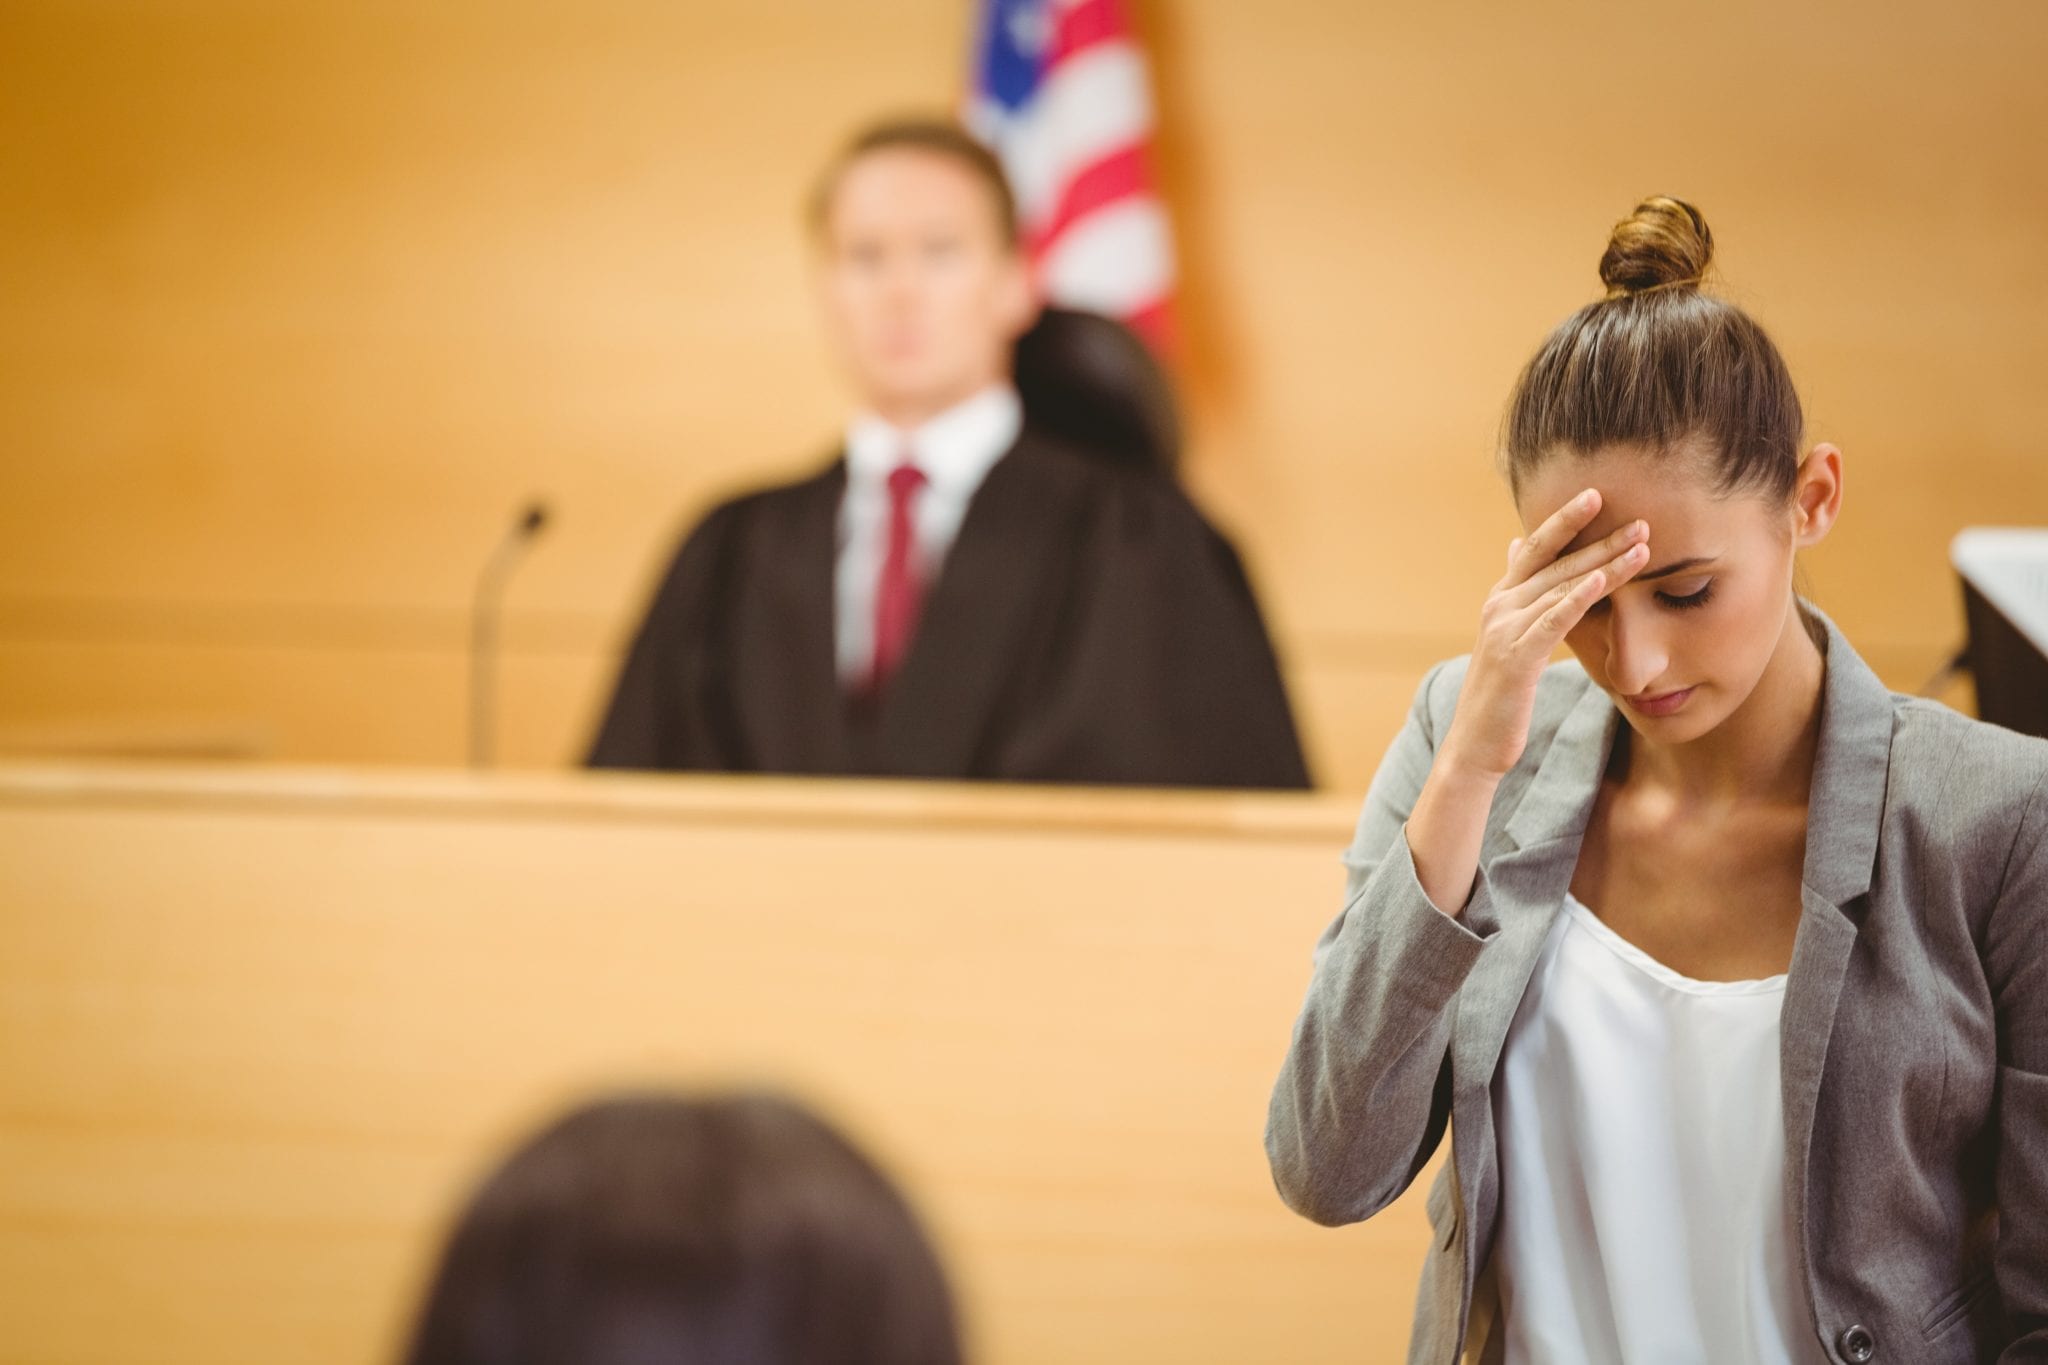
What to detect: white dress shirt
<box><xmin>835</xmin><ymin>384</ymin><xmax>1023</xmax><ymax>687</ymax></box>
<box><xmin>1489</xmin><ymin>892</ymin><xmax>1825</xmax><ymax>1365</ymax></box>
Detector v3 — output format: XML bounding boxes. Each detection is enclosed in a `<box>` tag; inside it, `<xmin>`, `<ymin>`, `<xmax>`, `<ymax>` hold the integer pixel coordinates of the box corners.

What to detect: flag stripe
<box><xmin>1036</xmin><ymin>197</ymin><xmax>1175</xmax><ymax>314</ymax></box>
<box><xmin>1049</xmin><ymin>0</ymin><xmax>1130</xmax><ymax>64</ymax></box>
<box><xmin>1031</xmin><ymin>143</ymin><xmax>1149</xmax><ymax>256</ymax></box>
<box><xmin>1122</xmin><ymin>297</ymin><xmax>1173</xmax><ymax>349</ymax></box>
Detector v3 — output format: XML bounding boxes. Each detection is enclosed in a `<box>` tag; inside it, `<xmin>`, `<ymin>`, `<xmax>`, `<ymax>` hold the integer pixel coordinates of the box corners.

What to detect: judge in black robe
<box><xmin>588</xmin><ymin>116</ymin><xmax>1310</xmax><ymax>788</ymax></box>
<box><xmin>586</xmin><ymin>423</ymin><xmax>1310</xmax><ymax>789</ymax></box>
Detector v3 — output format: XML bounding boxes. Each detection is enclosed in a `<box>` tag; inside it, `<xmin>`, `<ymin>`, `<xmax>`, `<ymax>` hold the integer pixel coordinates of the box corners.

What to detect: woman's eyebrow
<box><xmin>1636</xmin><ymin>555</ymin><xmax>1717</xmax><ymax>582</ymax></box>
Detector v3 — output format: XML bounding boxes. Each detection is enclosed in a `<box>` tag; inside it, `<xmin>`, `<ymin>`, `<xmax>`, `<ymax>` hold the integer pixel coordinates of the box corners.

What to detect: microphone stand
<box><xmin>470</xmin><ymin>502</ymin><xmax>550</xmax><ymax>769</ymax></box>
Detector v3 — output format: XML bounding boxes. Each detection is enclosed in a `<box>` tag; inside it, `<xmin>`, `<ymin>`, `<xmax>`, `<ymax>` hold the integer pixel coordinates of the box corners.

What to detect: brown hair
<box><xmin>1500</xmin><ymin>196</ymin><xmax>1803</xmax><ymax>502</ymax></box>
<box><xmin>399</xmin><ymin>1092</ymin><xmax>962</xmax><ymax>1365</ymax></box>
<box><xmin>808</xmin><ymin>116</ymin><xmax>1019</xmax><ymax>249</ymax></box>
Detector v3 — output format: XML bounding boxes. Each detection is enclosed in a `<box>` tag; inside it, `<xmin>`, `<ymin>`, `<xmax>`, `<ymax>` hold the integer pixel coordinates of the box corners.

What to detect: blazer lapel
<box><xmin>1780</xmin><ymin>605</ymin><xmax>1896</xmax><ymax>1285</ymax></box>
<box><xmin>872</xmin><ymin>433</ymin><xmax>1089</xmax><ymax>776</ymax></box>
<box><xmin>1451</xmin><ymin>677</ymin><xmax>1622</xmax><ymax>1106</ymax></box>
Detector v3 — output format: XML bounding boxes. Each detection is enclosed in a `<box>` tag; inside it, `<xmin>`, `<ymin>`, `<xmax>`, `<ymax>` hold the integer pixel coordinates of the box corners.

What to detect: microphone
<box><xmin>469</xmin><ymin>500</ymin><xmax>551</xmax><ymax>769</ymax></box>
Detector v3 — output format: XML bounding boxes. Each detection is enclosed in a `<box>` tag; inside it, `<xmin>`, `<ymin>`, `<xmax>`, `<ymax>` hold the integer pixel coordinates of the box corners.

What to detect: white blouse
<box><xmin>1488</xmin><ymin>893</ymin><xmax>1828</xmax><ymax>1364</ymax></box>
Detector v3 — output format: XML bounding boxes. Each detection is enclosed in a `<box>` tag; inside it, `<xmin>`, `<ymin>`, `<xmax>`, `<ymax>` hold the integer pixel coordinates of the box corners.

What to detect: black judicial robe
<box><xmin>586</xmin><ymin>429</ymin><xmax>1311</xmax><ymax>789</ymax></box>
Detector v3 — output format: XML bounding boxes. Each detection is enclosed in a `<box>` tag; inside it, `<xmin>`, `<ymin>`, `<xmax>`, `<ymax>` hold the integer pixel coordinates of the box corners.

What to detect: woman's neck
<box><xmin>1617</xmin><ymin>599</ymin><xmax>1827</xmax><ymax>808</ymax></box>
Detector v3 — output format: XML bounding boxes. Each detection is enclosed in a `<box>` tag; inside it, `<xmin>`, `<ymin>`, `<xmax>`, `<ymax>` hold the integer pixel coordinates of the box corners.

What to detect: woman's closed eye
<box><xmin>1583</xmin><ymin>579</ymin><xmax>1716</xmax><ymax>616</ymax></box>
<box><xmin>1656</xmin><ymin>580</ymin><xmax>1715</xmax><ymax>610</ymax></box>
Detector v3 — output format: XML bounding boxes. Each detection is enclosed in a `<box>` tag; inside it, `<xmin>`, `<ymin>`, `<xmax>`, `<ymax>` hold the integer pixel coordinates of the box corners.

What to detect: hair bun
<box><xmin>1598</xmin><ymin>196</ymin><xmax>1713</xmax><ymax>297</ymax></box>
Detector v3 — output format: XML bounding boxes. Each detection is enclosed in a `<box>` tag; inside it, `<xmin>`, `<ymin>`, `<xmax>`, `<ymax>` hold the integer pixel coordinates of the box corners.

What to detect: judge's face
<box><xmin>817</xmin><ymin>148</ymin><xmax>1034</xmax><ymax>424</ymax></box>
<box><xmin>1513</xmin><ymin>444</ymin><xmax>1834</xmax><ymax>746</ymax></box>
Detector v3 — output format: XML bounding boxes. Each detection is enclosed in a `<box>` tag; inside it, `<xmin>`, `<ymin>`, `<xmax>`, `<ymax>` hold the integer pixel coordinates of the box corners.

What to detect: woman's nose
<box><xmin>1604</xmin><ymin>612</ymin><xmax>1670</xmax><ymax>697</ymax></box>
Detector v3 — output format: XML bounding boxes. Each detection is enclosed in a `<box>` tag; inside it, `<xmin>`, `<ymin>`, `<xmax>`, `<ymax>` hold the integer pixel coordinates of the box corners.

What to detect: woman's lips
<box><xmin>1625</xmin><ymin>686</ymin><xmax>1696</xmax><ymax>717</ymax></box>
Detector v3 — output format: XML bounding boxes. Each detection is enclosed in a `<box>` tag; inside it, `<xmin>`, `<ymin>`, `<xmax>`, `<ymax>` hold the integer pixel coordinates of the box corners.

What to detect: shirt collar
<box><xmin>845</xmin><ymin>384</ymin><xmax>1023</xmax><ymax>494</ymax></box>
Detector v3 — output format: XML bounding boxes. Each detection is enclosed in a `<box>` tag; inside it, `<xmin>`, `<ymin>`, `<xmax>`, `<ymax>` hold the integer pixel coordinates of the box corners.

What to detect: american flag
<box><xmin>966</xmin><ymin>0</ymin><xmax>1177</xmax><ymax>348</ymax></box>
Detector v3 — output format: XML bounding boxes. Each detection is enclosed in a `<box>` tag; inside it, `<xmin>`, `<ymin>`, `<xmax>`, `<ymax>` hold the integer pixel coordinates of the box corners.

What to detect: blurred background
<box><xmin>4</xmin><ymin>2</ymin><xmax>2046</xmax><ymax>1363</ymax></box>
<box><xmin>8</xmin><ymin>0</ymin><xmax>2044</xmax><ymax>787</ymax></box>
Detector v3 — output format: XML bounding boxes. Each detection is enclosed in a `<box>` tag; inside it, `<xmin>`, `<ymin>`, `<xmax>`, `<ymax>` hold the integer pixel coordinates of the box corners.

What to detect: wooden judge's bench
<box><xmin>0</xmin><ymin>762</ymin><xmax>1435</xmax><ymax>1364</ymax></box>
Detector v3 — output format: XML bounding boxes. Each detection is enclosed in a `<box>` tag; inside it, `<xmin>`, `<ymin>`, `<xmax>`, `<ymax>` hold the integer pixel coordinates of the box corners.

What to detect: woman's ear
<box><xmin>1792</xmin><ymin>443</ymin><xmax>1843</xmax><ymax>549</ymax></box>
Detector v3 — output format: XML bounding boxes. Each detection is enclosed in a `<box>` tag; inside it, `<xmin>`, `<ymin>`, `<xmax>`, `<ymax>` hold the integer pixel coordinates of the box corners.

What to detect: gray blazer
<box><xmin>1267</xmin><ymin>607</ymin><xmax>2048</xmax><ymax>1364</ymax></box>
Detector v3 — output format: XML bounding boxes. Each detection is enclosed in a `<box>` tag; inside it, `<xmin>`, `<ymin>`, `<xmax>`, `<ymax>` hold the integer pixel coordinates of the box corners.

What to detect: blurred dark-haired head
<box><xmin>400</xmin><ymin>1092</ymin><xmax>962</xmax><ymax>1365</ymax></box>
<box><xmin>1013</xmin><ymin>307</ymin><xmax>1182</xmax><ymax>476</ymax></box>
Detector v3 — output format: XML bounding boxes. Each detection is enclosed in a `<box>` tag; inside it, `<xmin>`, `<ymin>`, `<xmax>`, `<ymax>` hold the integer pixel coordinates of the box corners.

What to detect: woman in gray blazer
<box><xmin>1267</xmin><ymin>196</ymin><xmax>2047</xmax><ymax>1365</ymax></box>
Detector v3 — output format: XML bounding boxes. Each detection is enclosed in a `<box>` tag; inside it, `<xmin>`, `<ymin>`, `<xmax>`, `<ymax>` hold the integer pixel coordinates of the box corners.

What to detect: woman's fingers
<box><xmin>1504</xmin><ymin>518</ymin><xmax>1648</xmax><ymax>610</ymax></box>
<box><xmin>1461</xmin><ymin>492</ymin><xmax>1637</xmax><ymax>781</ymax></box>
<box><xmin>1491</xmin><ymin>536</ymin><xmax>1524</xmax><ymax>591</ymax></box>
<box><xmin>1505</xmin><ymin>488</ymin><xmax>1604</xmax><ymax>588</ymax></box>
<box><xmin>1523</xmin><ymin>542</ymin><xmax>1649</xmax><ymax>645</ymax></box>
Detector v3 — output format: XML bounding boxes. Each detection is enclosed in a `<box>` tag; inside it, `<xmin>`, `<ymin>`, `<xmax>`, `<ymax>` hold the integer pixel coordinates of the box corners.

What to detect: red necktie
<box><xmin>870</xmin><ymin>459</ymin><xmax>929</xmax><ymax>694</ymax></box>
